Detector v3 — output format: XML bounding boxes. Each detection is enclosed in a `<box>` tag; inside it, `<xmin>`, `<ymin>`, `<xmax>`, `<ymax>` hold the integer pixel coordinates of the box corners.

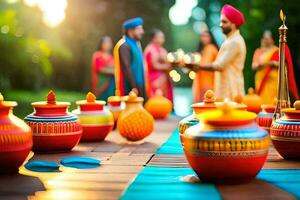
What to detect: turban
<box><xmin>221</xmin><ymin>4</ymin><xmax>245</xmax><ymax>27</ymax></box>
<box><xmin>123</xmin><ymin>17</ymin><xmax>144</xmax><ymax>30</ymax></box>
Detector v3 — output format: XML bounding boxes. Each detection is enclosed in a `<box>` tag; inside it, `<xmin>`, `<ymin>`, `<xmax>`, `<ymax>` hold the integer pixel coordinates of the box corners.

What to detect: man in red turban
<box><xmin>193</xmin><ymin>4</ymin><xmax>247</xmax><ymax>100</ymax></box>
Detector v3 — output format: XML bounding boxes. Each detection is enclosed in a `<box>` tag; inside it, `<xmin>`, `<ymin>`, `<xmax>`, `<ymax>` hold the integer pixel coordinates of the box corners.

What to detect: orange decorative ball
<box><xmin>145</xmin><ymin>90</ymin><xmax>172</xmax><ymax>119</ymax></box>
<box><xmin>117</xmin><ymin>90</ymin><xmax>154</xmax><ymax>141</ymax></box>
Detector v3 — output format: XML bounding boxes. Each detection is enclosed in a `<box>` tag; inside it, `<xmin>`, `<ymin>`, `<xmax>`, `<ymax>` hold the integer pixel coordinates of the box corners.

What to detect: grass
<box><xmin>2</xmin><ymin>89</ymin><xmax>85</xmax><ymax>118</ymax></box>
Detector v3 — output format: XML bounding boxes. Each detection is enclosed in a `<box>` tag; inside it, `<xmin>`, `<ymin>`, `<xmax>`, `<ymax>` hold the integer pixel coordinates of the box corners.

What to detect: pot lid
<box><xmin>282</xmin><ymin>100</ymin><xmax>300</xmax><ymax>117</ymax></box>
<box><xmin>192</xmin><ymin>90</ymin><xmax>247</xmax><ymax>113</ymax></box>
<box><xmin>261</xmin><ymin>98</ymin><xmax>276</xmax><ymax>112</ymax></box>
<box><xmin>0</xmin><ymin>93</ymin><xmax>17</xmax><ymax>108</ymax></box>
<box><xmin>191</xmin><ymin>90</ymin><xmax>218</xmax><ymax>113</ymax></box>
<box><xmin>198</xmin><ymin>102</ymin><xmax>256</xmax><ymax>126</ymax></box>
<box><xmin>76</xmin><ymin>92</ymin><xmax>105</xmax><ymax>106</ymax></box>
<box><xmin>108</xmin><ymin>95</ymin><xmax>122</xmax><ymax>103</ymax></box>
<box><xmin>243</xmin><ymin>88</ymin><xmax>263</xmax><ymax>102</ymax></box>
<box><xmin>123</xmin><ymin>89</ymin><xmax>144</xmax><ymax>103</ymax></box>
<box><xmin>32</xmin><ymin>90</ymin><xmax>70</xmax><ymax>108</ymax></box>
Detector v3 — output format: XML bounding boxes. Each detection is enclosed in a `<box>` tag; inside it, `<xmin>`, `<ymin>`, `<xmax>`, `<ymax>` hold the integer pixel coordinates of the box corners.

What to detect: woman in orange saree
<box><xmin>192</xmin><ymin>31</ymin><xmax>218</xmax><ymax>102</ymax></box>
<box><xmin>253</xmin><ymin>30</ymin><xmax>299</xmax><ymax>104</ymax></box>
<box><xmin>252</xmin><ymin>31</ymin><xmax>279</xmax><ymax>104</ymax></box>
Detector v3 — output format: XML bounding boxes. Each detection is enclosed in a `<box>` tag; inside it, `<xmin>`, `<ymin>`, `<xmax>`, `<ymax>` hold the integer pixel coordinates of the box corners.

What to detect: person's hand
<box><xmin>271</xmin><ymin>60</ymin><xmax>279</xmax><ymax>67</ymax></box>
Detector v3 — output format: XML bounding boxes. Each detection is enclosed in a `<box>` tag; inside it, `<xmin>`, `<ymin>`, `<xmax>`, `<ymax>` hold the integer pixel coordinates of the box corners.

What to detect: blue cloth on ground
<box><xmin>156</xmin><ymin>129</ymin><xmax>184</xmax><ymax>154</ymax></box>
<box><xmin>120</xmin><ymin>166</ymin><xmax>222</xmax><ymax>200</ymax></box>
<box><xmin>257</xmin><ymin>169</ymin><xmax>300</xmax><ymax>199</ymax></box>
<box><xmin>60</xmin><ymin>157</ymin><xmax>101</xmax><ymax>169</ymax></box>
<box><xmin>24</xmin><ymin>160</ymin><xmax>60</xmax><ymax>172</ymax></box>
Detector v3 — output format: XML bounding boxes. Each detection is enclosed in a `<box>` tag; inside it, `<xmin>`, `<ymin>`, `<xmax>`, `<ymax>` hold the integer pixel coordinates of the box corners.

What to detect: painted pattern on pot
<box><xmin>257</xmin><ymin>104</ymin><xmax>275</xmax><ymax>133</ymax></box>
<box><xmin>270</xmin><ymin>100</ymin><xmax>300</xmax><ymax>159</ymax></box>
<box><xmin>183</xmin><ymin>103</ymin><xmax>269</xmax><ymax>183</ymax></box>
<box><xmin>24</xmin><ymin>90</ymin><xmax>82</xmax><ymax>152</ymax></box>
<box><xmin>0</xmin><ymin>93</ymin><xmax>32</xmax><ymax>173</ymax></box>
<box><xmin>73</xmin><ymin>92</ymin><xmax>114</xmax><ymax>141</ymax></box>
<box><xmin>117</xmin><ymin>90</ymin><xmax>154</xmax><ymax>141</ymax></box>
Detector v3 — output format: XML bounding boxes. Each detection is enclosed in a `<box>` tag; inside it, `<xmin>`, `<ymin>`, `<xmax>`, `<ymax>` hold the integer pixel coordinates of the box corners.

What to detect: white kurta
<box><xmin>213</xmin><ymin>30</ymin><xmax>246</xmax><ymax>100</ymax></box>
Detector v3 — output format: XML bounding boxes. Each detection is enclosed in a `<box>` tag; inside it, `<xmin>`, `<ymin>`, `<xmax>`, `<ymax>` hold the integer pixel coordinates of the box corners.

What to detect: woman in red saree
<box><xmin>91</xmin><ymin>36</ymin><xmax>115</xmax><ymax>100</ymax></box>
<box><xmin>144</xmin><ymin>29</ymin><xmax>173</xmax><ymax>102</ymax></box>
<box><xmin>192</xmin><ymin>31</ymin><xmax>218</xmax><ymax>102</ymax></box>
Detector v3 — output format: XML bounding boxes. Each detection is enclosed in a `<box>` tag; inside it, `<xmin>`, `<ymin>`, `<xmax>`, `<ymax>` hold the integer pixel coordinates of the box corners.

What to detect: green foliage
<box><xmin>0</xmin><ymin>1</ymin><xmax>71</xmax><ymax>91</ymax></box>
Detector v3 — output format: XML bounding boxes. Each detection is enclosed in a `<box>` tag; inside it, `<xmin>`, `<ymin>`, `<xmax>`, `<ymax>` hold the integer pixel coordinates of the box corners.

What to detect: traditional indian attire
<box><xmin>212</xmin><ymin>5</ymin><xmax>246</xmax><ymax>100</ymax></box>
<box><xmin>192</xmin><ymin>44</ymin><xmax>218</xmax><ymax>102</ymax></box>
<box><xmin>254</xmin><ymin>44</ymin><xmax>299</xmax><ymax>103</ymax></box>
<box><xmin>144</xmin><ymin>43</ymin><xmax>173</xmax><ymax>102</ymax></box>
<box><xmin>253</xmin><ymin>46</ymin><xmax>279</xmax><ymax>104</ymax></box>
<box><xmin>91</xmin><ymin>51</ymin><xmax>115</xmax><ymax>100</ymax></box>
<box><xmin>113</xmin><ymin>17</ymin><xmax>147</xmax><ymax>99</ymax></box>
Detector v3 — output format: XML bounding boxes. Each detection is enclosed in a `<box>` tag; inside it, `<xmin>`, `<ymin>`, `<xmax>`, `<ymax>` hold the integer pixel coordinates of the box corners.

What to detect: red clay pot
<box><xmin>183</xmin><ymin>103</ymin><xmax>269</xmax><ymax>183</ymax></box>
<box><xmin>72</xmin><ymin>92</ymin><xmax>114</xmax><ymax>142</ymax></box>
<box><xmin>0</xmin><ymin>93</ymin><xmax>32</xmax><ymax>173</ymax></box>
<box><xmin>24</xmin><ymin>90</ymin><xmax>82</xmax><ymax>152</ymax></box>
<box><xmin>270</xmin><ymin>100</ymin><xmax>300</xmax><ymax>159</ymax></box>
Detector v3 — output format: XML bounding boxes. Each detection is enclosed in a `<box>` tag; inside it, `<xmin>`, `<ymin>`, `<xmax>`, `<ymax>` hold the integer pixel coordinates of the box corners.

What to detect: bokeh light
<box><xmin>188</xmin><ymin>71</ymin><xmax>196</xmax><ymax>80</ymax></box>
<box><xmin>24</xmin><ymin>0</ymin><xmax>67</xmax><ymax>28</ymax></box>
<box><xmin>169</xmin><ymin>0</ymin><xmax>198</xmax><ymax>26</ymax></box>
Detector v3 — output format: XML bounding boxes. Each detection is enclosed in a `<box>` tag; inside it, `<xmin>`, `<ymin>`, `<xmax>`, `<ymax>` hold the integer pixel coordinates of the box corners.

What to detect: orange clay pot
<box><xmin>242</xmin><ymin>88</ymin><xmax>263</xmax><ymax>114</ymax></box>
<box><xmin>145</xmin><ymin>90</ymin><xmax>172</xmax><ymax>119</ymax></box>
<box><xmin>117</xmin><ymin>90</ymin><xmax>154</xmax><ymax>141</ymax></box>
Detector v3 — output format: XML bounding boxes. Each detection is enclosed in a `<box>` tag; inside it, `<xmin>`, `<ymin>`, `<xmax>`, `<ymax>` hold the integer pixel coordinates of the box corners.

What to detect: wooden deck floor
<box><xmin>1</xmin><ymin>115</ymin><xmax>300</xmax><ymax>200</ymax></box>
<box><xmin>0</xmin><ymin>116</ymin><xmax>180</xmax><ymax>200</ymax></box>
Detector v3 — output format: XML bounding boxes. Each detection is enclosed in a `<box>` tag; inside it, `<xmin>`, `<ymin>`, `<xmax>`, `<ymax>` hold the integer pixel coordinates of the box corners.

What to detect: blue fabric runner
<box><xmin>120</xmin><ymin>166</ymin><xmax>222</xmax><ymax>200</ymax></box>
<box><xmin>257</xmin><ymin>169</ymin><xmax>300</xmax><ymax>199</ymax></box>
<box><xmin>122</xmin><ymin>128</ymin><xmax>300</xmax><ymax>199</ymax></box>
<box><xmin>155</xmin><ymin>129</ymin><xmax>183</xmax><ymax>155</ymax></box>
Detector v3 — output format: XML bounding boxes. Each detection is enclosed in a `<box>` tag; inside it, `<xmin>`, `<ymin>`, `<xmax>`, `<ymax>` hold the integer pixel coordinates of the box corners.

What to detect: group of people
<box><xmin>91</xmin><ymin>4</ymin><xmax>299</xmax><ymax>105</ymax></box>
<box><xmin>91</xmin><ymin>17</ymin><xmax>172</xmax><ymax>102</ymax></box>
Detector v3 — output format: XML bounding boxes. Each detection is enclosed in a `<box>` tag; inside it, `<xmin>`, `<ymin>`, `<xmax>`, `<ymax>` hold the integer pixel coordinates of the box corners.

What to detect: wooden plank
<box><xmin>32</xmin><ymin>190</ymin><xmax>120</xmax><ymax>200</ymax></box>
<box><xmin>217</xmin><ymin>179</ymin><xmax>296</xmax><ymax>200</ymax></box>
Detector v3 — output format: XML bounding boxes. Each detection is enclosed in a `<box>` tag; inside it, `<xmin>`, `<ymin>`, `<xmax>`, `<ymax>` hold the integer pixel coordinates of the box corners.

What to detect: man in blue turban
<box><xmin>114</xmin><ymin>17</ymin><xmax>147</xmax><ymax>98</ymax></box>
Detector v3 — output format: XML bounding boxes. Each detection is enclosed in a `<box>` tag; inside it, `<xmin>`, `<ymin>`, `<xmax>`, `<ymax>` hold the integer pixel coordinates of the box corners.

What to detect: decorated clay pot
<box><xmin>242</xmin><ymin>88</ymin><xmax>263</xmax><ymax>114</ymax></box>
<box><xmin>270</xmin><ymin>100</ymin><xmax>300</xmax><ymax>159</ymax></box>
<box><xmin>257</xmin><ymin>104</ymin><xmax>275</xmax><ymax>133</ymax></box>
<box><xmin>73</xmin><ymin>92</ymin><xmax>114</xmax><ymax>142</ymax></box>
<box><xmin>117</xmin><ymin>90</ymin><xmax>154</xmax><ymax>141</ymax></box>
<box><xmin>24</xmin><ymin>90</ymin><xmax>82</xmax><ymax>152</ymax></box>
<box><xmin>0</xmin><ymin>93</ymin><xmax>32</xmax><ymax>173</ymax></box>
<box><xmin>107</xmin><ymin>95</ymin><xmax>125</xmax><ymax>129</ymax></box>
<box><xmin>183</xmin><ymin>103</ymin><xmax>269</xmax><ymax>183</ymax></box>
<box><xmin>145</xmin><ymin>90</ymin><xmax>172</xmax><ymax>119</ymax></box>
<box><xmin>178</xmin><ymin>90</ymin><xmax>247</xmax><ymax>144</ymax></box>
<box><xmin>178</xmin><ymin>90</ymin><xmax>218</xmax><ymax>143</ymax></box>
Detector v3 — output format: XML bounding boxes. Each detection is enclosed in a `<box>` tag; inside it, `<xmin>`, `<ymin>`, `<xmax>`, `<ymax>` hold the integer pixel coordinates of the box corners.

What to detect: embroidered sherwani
<box><xmin>213</xmin><ymin>30</ymin><xmax>246</xmax><ymax>100</ymax></box>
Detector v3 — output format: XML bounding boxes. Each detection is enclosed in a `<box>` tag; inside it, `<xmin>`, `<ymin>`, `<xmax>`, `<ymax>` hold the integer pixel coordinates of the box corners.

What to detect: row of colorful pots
<box><xmin>0</xmin><ymin>89</ymin><xmax>161</xmax><ymax>173</ymax></box>
<box><xmin>179</xmin><ymin>90</ymin><xmax>300</xmax><ymax>183</ymax></box>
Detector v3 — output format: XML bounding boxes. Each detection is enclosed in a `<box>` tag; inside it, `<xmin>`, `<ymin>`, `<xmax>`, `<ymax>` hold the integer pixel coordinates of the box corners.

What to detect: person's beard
<box><xmin>133</xmin><ymin>34</ymin><xmax>143</xmax><ymax>41</ymax></box>
<box><xmin>222</xmin><ymin>26</ymin><xmax>232</xmax><ymax>35</ymax></box>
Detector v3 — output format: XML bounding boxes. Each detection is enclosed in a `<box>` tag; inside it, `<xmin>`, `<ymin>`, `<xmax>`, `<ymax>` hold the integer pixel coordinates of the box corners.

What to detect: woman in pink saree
<box><xmin>144</xmin><ymin>29</ymin><xmax>173</xmax><ymax>102</ymax></box>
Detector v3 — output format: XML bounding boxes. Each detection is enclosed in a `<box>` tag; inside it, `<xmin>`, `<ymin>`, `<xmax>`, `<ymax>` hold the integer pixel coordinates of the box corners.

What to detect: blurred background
<box><xmin>1</xmin><ymin>0</ymin><xmax>299</xmax><ymax>117</ymax></box>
